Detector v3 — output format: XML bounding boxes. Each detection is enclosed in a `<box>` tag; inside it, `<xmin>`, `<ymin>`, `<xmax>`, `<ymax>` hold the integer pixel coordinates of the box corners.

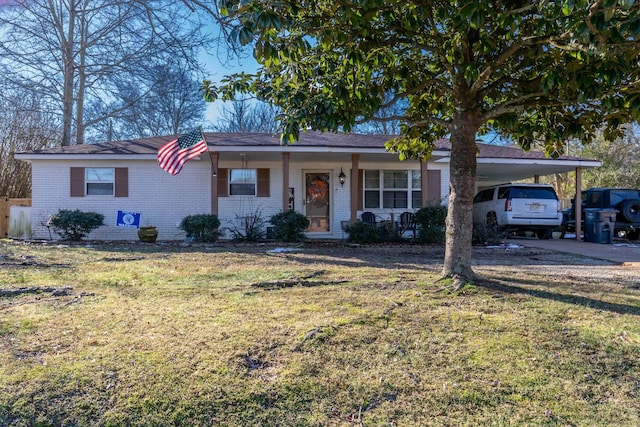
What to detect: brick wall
<box><xmin>29</xmin><ymin>157</ymin><xmax>450</xmax><ymax>241</ymax></box>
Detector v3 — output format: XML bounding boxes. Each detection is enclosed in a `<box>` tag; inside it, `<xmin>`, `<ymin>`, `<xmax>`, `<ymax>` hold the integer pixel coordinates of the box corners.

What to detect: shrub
<box><xmin>48</xmin><ymin>209</ymin><xmax>105</xmax><ymax>241</ymax></box>
<box><xmin>346</xmin><ymin>221</ymin><xmax>382</xmax><ymax>243</ymax></box>
<box><xmin>229</xmin><ymin>208</ymin><xmax>266</xmax><ymax>242</ymax></box>
<box><xmin>472</xmin><ymin>224</ymin><xmax>508</xmax><ymax>245</ymax></box>
<box><xmin>180</xmin><ymin>214</ymin><xmax>221</xmax><ymax>243</ymax></box>
<box><xmin>415</xmin><ymin>204</ymin><xmax>448</xmax><ymax>244</ymax></box>
<box><xmin>269</xmin><ymin>211</ymin><xmax>310</xmax><ymax>242</ymax></box>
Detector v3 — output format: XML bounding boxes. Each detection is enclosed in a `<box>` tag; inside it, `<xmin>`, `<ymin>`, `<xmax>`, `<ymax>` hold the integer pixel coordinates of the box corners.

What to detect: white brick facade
<box><xmin>30</xmin><ymin>159</ymin><xmax>212</xmax><ymax>240</ymax></box>
<box><xmin>16</xmin><ymin>131</ymin><xmax>600</xmax><ymax>242</ymax></box>
<box><xmin>27</xmin><ymin>157</ymin><xmax>448</xmax><ymax>241</ymax></box>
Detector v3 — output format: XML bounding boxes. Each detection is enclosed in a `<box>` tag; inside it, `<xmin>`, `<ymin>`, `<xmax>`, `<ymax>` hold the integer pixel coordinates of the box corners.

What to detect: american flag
<box><xmin>157</xmin><ymin>127</ymin><xmax>208</xmax><ymax>175</ymax></box>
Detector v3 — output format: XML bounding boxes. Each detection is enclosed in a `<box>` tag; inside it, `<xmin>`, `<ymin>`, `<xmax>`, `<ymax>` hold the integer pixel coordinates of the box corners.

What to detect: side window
<box><xmin>229</xmin><ymin>169</ymin><xmax>256</xmax><ymax>195</ymax></box>
<box><xmin>497</xmin><ymin>187</ymin><xmax>510</xmax><ymax>199</ymax></box>
<box><xmin>609</xmin><ymin>191</ymin><xmax>635</xmax><ymax>207</ymax></box>
<box><xmin>86</xmin><ymin>168</ymin><xmax>114</xmax><ymax>196</ymax></box>
<box><xmin>583</xmin><ymin>191</ymin><xmax>603</xmax><ymax>207</ymax></box>
<box><xmin>474</xmin><ymin>189</ymin><xmax>494</xmax><ymax>203</ymax></box>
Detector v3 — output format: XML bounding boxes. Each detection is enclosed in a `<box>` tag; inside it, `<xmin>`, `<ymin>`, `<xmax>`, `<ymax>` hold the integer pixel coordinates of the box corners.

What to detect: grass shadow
<box><xmin>480</xmin><ymin>279</ymin><xmax>640</xmax><ymax>316</ymax></box>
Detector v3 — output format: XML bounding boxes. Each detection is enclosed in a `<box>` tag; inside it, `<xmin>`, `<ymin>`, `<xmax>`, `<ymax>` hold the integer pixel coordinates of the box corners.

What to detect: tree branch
<box><xmin>471</xmin><ymin>35</ymin><xmax>542</xmax><ymax>94</ymax></box>
<box><xmin>481</xmin><ymin>93</ymin><xmax>557</xmax><ymax>120</ymax></box>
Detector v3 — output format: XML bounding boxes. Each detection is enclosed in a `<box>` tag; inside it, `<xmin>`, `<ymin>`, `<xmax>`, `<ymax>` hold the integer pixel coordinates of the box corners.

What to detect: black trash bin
<box><xmin>583</xmin><ymin>208</ymin><xmax>599</xmax><ymax>242</ymax></box>
<box><xmin>584</xmin><ymin>208</ymin><xmax>616</xmax><ymax>244</ymax></box>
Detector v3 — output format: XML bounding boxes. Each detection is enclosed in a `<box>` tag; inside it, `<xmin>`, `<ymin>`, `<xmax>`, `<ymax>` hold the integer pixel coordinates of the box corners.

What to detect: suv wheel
<box><xmin>621</xmin><ymin>199</ymin><xmax>640</xmax><ymax>222</ymax></box>
<box><xmin>535</xmin><ymin>228</ymin><xmax>552</xmax><ymax>240</ymax></box>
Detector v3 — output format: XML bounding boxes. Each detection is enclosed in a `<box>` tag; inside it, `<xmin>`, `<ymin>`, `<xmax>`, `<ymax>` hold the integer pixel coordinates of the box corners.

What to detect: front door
<box><xmin>305</xmin><ymin>172</ymin><xmax>330</xmax><ymax>232</ymax></box>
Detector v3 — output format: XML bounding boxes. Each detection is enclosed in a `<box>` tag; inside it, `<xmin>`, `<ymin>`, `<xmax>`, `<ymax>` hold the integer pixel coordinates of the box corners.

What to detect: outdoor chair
<box><xmin>399</xmin><ymin>211</ymin><xmax>417</xmax><ymax>239</ymax></box>
<box><xmin>361</xmin><ymin>211</ymin><xmax>377</xmax><ymax>225</ymax></box>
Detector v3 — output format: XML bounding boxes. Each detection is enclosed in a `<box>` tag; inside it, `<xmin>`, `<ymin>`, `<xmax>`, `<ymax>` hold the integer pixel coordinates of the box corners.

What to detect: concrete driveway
<box><xmin>506</xmin><ymin>236</ymin><xmax>640</xmax><ymax>266</ymax></box>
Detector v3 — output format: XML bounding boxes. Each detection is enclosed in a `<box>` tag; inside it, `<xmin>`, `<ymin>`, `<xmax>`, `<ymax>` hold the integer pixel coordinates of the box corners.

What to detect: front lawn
<box><xmin>1</xmin><ymin>240</ymin><xmax>639</xmax><ymax>426</ymax></box>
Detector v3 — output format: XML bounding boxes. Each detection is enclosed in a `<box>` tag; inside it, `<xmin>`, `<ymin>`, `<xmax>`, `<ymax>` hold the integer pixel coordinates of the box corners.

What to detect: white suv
<box><xmin>473</xmin><ymin>183</ymin><xmax>563</xmax><ymax>239</ymax></box>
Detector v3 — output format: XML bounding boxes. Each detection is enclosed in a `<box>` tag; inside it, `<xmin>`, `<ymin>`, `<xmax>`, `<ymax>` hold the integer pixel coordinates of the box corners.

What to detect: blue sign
<box><xmin>116</xmin><ymin>210</ymin><xmax>141</xmax><ymax>228</ymax></box>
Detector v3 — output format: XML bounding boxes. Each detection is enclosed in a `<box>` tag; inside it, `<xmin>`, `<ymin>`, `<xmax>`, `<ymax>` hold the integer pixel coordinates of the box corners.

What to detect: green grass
<box><xmin>1</xmin><ymin>240</ymin><xmax>639</xmax><ymax>426</ymax></box>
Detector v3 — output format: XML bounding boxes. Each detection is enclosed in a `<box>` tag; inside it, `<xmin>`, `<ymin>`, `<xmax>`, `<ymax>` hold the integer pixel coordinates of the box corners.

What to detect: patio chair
<box><xmin>399</xmin><ymin>211</ymin><xmax>417</xmax><ymax>239</ymax></box>
<box><xmin>361</xmin><ymin>211</ymin><xmax>376</xmax><ymax>225</ymax></box>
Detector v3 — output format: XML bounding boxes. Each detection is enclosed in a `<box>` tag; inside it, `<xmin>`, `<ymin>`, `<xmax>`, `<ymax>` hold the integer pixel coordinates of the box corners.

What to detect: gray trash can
<box><xmin>598</xmin><ymin>209</ymin><xmax>617</xmax><ymax>224</ymax></box>
<box><xmin>596</xmin><ymin>209</ymin><xmax>617</xmax><ymax>244</ymax></box>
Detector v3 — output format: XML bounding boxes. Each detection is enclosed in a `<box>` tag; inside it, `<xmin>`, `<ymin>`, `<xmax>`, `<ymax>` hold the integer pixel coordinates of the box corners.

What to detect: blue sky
<box><xmin>198</xmin><ymin>43</ymin><xmax>510</xmax><ymax>144</ymax></box>
<box><xmin>201</xmin><ymin>47</ymin><xmax>259</xmax><ymax>126</ymax></box>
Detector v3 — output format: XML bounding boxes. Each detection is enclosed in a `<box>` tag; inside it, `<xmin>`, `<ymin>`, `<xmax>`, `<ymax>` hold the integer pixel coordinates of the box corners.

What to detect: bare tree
<box><xmin>213</xmin><ymin>98</ymin><xmax>279</xmax><ymax>133</ymax></box>
<box><xmin>0</xmin><ymin>0</ymin><xmax>209</xmax><ymax>146</ymax></box>
<box><xmin>353</xmin><ymin>95</ymin><xmax>406</xmax><ymax>135</ymax></box>
<box><xmin>0</xmin><ymin>86</ymin><xmax>61</xmax><ymax>198</ymax></box>
<box><xmin>88</xmin><ymin>62</ymin><xmax>207</xmax><ymax>141</ymax></box>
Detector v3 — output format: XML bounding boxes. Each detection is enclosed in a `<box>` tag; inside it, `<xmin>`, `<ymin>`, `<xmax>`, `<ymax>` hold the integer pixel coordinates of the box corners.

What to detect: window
<box><xmin>217</xmin><ymin>168</ymin><xmax>269</xmax><ymax>198</ymax></box>
<box><xmin>497</xmin><ymin>187</ymin><xmax>510</xmax><ymax>199</ymax></box>
<box><xmin>85</xmin><ymin>168</ymin><xmax>114</xmax><ymax>196</ymax></box>
<box><xmin>474</xmin><ymin>188</ymin><xmax>495</xmax><ymax>203</ymax></box>
<box><xmin>608</xmin><ymin>190</ymin><xmax>637</xmax><ymax>207</ymax></box>
<box><xmin>383</xmin><ymin>171</ymin><xmax>408</xmax><ymax>208</ymax></box>
<box><xmin>364</xmin><ymin>169</ymin><xmax>422</xmax><ymax>209</ymax></box>
<box><xmin>411</xmin><ymin>171</ymin><xmax>422</xmax><ymax>209</ymax></box>
<box><xmin>364</xmin><ymin>170</ymin><xmax>380</xmax><ymax>208</ymax></box>
<box><xmin>71</xmin><ymin>167</ymin><xmax>127</xmax><ymax>197</ymax></box>
<box><xmin>229</xmin><ymin>169</ymin><xmax>256</xmax><ymax>195</ymax></box>
<box><xmin>500</xmin><ymin>186</ymin><xmax>558</xmax><ymax>200</ymax></box>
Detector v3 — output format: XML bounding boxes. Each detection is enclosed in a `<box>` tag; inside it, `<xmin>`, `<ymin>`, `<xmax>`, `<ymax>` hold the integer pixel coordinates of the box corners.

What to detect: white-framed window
<box><xmin>229</xmin><ymin>169</ymin><xmax>257</xmax><ymax>195</ymax></box>
<box><xmin>411</xmin><ymin>170</ymin><xmax>422</xmax><ymax>208</ymax></box>
<box><xmin>85</xmin><ymin>168</ymin><xmax>114</xmax><ymax>196</ymax></box>
<box><xmin>364</xmin><ymin>170</ymin><xmax>422</xmax><ymax>209</ymax></box>
<box><xmin>364</xmin><ymin>170</ymin><xmax>381</xmax><ymax>208</ymax></box>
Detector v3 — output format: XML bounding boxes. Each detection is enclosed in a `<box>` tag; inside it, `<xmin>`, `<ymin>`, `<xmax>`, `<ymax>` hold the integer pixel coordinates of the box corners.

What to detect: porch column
<box><xmin>350</xmin><ymin>154</ymin><xmax>359</xmax><ymax>223</ymax></box>
<box><xmin>420</xmin><ymin>159</ymin><xmax>428</xmax><ymax>207</ymax></box>
<box><xmin>210</xmin><ymin>152</ymin><xmax>219</xmax><ymax>216</ymax></box>
<box><xmin>575</xmin><ymin>166</ymin><xmax>582</xmax><ymax>241</ymax></box>
<box><xmin>282</xmin><ymin>152</ymin><xmax>290</xmax><ymax>211</ymax></box>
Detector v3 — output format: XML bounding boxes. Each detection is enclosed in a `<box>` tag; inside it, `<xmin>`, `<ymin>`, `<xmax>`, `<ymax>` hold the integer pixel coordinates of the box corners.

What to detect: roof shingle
<box><xmin>18</xmin><ymin>131</ymin><xmax>588</xmax><ymax>161</ymax></box>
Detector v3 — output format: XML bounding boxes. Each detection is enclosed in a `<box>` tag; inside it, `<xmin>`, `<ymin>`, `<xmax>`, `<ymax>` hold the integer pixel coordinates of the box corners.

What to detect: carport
<box><xmin>457</xmin><ymin>142</ymin><xmax>601</xmax><ymax>240</ymax></box>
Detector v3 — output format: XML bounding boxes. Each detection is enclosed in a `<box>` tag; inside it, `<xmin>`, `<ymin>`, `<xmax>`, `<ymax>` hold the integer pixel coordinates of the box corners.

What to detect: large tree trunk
<box><xmin>442</xmin><ymin>113</ymin><xmax>480</xmax><ymax>289</ymax></box>
<box><xmin>60</xmin><ymin>6</ymin><xmax>76</xmax><ymax>147</ymax></box>
<box><xmin>75</xmin><ymin>26</ymin><xmax>87</xmax><ymax>146</ymax></box>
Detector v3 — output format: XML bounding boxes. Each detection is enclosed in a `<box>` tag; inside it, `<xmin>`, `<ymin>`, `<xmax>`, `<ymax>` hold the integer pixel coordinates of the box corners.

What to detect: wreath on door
<box><xmin>307</xmin><ymin>178</ymin><xmax>328</xmax><ymax>202</ymax></box>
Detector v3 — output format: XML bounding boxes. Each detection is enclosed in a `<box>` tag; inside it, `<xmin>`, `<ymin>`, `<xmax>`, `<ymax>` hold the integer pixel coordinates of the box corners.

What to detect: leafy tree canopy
<box><xmin>204</xmin><ymin>0</ymin><xmax>640</xmax><ymax>156</ymax></box>
<box><xmin>573</xmin><ymin>122</ymin><xmax>640</xmax><ymax>188</ymax></box>
<box><xmin>199</xmin><ymin>0</ymin><xmax>640</xmax><ymax>286</ymax></box>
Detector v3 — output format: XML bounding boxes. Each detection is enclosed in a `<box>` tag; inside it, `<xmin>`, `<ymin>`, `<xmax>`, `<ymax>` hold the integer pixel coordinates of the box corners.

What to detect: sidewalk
<box><xmin>506</xmin><ymin>237</ymin><xmax>640</xmax><ymax>266</ymax></box>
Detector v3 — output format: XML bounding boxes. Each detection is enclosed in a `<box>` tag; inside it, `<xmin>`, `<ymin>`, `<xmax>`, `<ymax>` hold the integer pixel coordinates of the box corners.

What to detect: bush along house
<box><xmin>15</xmin><ymin>131</ymin><xmax>600</xmax><ymax>241</ymax></box>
